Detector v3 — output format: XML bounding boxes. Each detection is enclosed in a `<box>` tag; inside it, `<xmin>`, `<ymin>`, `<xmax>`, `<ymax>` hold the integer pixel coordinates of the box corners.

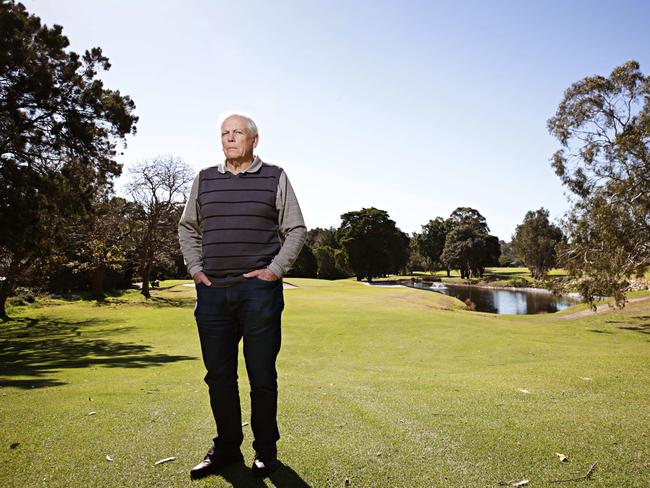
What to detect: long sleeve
<box><xmin>267</xmin><ymin>170</ymin><xmax>307</xmax><ymax>278</ymax></box>
<box><xmin>178</xmin><ymin>173</ymin><xmax>204</xmax><ymax>278</ymax></box>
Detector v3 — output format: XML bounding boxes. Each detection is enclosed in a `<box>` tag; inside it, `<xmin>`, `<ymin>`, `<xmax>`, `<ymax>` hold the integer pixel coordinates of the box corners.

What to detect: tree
<box><xmin>0</xmin><ymin>1</ymin><xmax>137</xmax><ymax>318</ymax></box>
<box><xmin>334</xmin><ymin>248</ymin><xmax>353</xmax><ymax>277</ymax></box>
<box><xmin>286</xmin><ymin>244</ymin><xmax>317</xmax><ymax>278</ymax></box>
<box><xmin>313</xmin><ymin>245</ymin><xmax>339</xmax><ymax>280</ymax></box>
<box><xmin>69</xmin><ymin>196</ymin><xmax>136</xmax><ymax>297</ymax></box>
<box><xmin>336</xmin><ymin>208</ymin><xmax>409</xmax><ymax>281</ymax></box>
<box><xmin>406</xmin><ymin>233</ymin><xmax>428</xmax><ymax>273</ymax></box>
<box><xmin>306</xmin><ymin>227</ymin><xmax>338</xmax><ymax>249</ymax></box>
<box><xmin>126</xmin><ymin>155</ymin><xmax>193</xmax><ymax>298</ymax></box>
<box><xmin>418</xmin><ymin>217</ymin><xmax>448</xmax><ymax>271</ymax></box>
<box><xmin>547</xmin><ymin>60</ymin><xmax>650</xmax><ymax>305</ymax></box>
<box><xmin>483</xmin><ymin>234</ymin><xmax>501</xmax><ymax>270</ymax></box>
<box><xmin>441</xmin><ymin>207</ymin><xmax>500</xmax><ymax>278</ymax></box>
<box><xmin>498</xmin><ymin>240</ymin><xmax>522</xmax><ymax>267</ymax></box>
<box><xmin>447</xmin><ymin>207</ymin><xmax>489</xmax><ymax>233</ymax></box>
<box><xmin>511</xmin><ymin>208</ymin><xmax>564</xmax><ymax>279</ymax></box>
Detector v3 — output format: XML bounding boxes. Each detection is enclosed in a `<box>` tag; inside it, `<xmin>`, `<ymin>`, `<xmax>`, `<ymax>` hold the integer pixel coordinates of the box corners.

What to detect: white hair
<box><xmin>218</xmin><ymin>112</ymin><xmax>258</xmax><ymax>137</ymax></box>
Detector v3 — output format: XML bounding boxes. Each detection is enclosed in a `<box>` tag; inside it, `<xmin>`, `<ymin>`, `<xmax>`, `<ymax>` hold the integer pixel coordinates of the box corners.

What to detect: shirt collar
<box><xmin>217</xmin><ymin>155</ymin><xmax>263</xmax><ymax>174</ymax></box>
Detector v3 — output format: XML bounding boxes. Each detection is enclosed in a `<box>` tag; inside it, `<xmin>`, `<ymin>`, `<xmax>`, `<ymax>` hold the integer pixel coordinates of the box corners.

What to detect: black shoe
<box><xmin>251</xmin><ymin>447</ymin><xmax>280</xmax><ymax>478</ymax></box>
<box><xmin>190</xmin><ymin>446</ymin><xmax>244</xmax><ymax>480</ymax></box>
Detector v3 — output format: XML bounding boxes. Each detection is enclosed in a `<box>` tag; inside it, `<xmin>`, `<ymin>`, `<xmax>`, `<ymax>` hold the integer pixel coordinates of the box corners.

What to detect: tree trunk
<box><xmin>0</xmin><ymin>280</ymin><xmax>12</xmax><ymax>320</ymax></box>
<box><xmin>141</xmin><ymin>262</ymin><xmax>151</xmax><ymax>298</ymax></box>
<box><xmin>0</xmin><ymin>254</ymin><xmax>32</xmax><ymax>320</ymax></box>
<box><xmin>446</xmin><ymin>268</ymin><xmax>451</xmax><ymax>277</ymax></box>
<box><xmin>90</xmin><ymin>265</ymin><xmax>106</xmax><ymax>299</ymax></box>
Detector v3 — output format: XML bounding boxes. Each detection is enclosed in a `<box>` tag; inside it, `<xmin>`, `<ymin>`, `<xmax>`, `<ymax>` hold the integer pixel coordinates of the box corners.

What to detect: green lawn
<box><xmin>1</xmin><ymin>280</ymin><xmax>648</xmax><ymax>487</ymax></box>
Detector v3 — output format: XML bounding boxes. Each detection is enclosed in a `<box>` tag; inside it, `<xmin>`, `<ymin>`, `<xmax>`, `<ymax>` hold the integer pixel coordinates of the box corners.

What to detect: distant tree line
<box><xmin>290</xmin><ymin>207</ymin><xmax>498</xmax><ymax>281</ymax></box>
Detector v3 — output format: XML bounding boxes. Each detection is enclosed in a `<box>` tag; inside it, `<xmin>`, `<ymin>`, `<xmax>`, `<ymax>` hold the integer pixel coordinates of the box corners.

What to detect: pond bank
<box><xmin>368</xmin><ymin>279</ymin><xmax>581</xmax><ymax>314</ymax></box>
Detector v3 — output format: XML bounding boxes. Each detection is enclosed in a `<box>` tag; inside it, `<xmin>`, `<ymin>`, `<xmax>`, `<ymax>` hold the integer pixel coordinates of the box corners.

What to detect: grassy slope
<box><xmin>0</xmin><ymin>280</ymin><xmax>648</xmax><ymax>487</ymax></box>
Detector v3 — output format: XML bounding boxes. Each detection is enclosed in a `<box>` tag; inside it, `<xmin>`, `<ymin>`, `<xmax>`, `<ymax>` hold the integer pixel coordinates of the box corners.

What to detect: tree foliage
<box><xmin>313</xmin><ymin>245</ymin><xmax>339</xmax><ymax>280</ymax></box>
<box><xmin>547</xmin><ymin>60</ymin><xmax>650</xmax><ymax>304</ymax></box>
<box><xmin>286</xmin><ymin>244</ymin><xmax>317</xmax><ymax>278</ymax></box>
<box><xmin>306</xmin><ymin>227</ymin><xmax>338</xmax><ymax>249</ymax></box>
<box><xmin>417</xmin><ymin>217</ymin><xmax>448</xmax><ymax>271</ymax></box>
<box><xmin>498</xmin><ymin>240</ymin><xmax>522</xmax><ymax>267</ymax></box>
<box><xmin>336</xmin><ymin>207</ymin><xmax>409</xmax><ymax>281</ymax></box>
<box><xmin>0</xmin><ymin>1</ymin><xmax>137</xmax><ymax>317</ymax></box>
<box><xmin>66</xmin><ymin>195</ymin><xmax>136</xmax><ymax>297</ymax></box>
<box><xmin>511</xmin><ymin>208</ymin><xmax>564</xmax><ymax>279</ymax></box>
<box><xmin>441</xmin><ymin>207</ymin><xmax>500</xmax><ymax>278</ymax></box>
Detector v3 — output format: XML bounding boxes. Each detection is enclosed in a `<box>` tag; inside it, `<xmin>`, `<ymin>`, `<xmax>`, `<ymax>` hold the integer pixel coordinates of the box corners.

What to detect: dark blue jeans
<box><xmin>194</xmin><ymin>277</ymin><xmax>284</xmax><ymax>453</ymax></box>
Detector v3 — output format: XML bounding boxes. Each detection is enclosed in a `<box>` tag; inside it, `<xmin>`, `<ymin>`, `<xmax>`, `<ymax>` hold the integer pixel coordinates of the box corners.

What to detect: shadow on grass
<box><xmin>617</xmin><ymin>323</ymin><xmax>650</xmax><ymax>334</ymax></box>
<box><xmin>147</xmin><ymin>296</ymin><xmax>194</xmax><ymax>308</ymax></box>
<box><xmin>216</xmin><ymin>461</ymin><xmax>311</xmax><ymax>487</ymax></box>
<box><xmin>0</xmin><ymin>316</ymin><xmax>197</xmax><ymax>389</ymax></box>
<box><xmin>605</xmin><ymin>316</ymin><xmax>650</xmax><ymax>335</ymax></box>
<box><xmin>39</xmin><ymin>287</ymin><xmax>195</xmax><ymax>309</ymax></box>
<box><xmin>50</xmin><ymin>288</ymin><xmax>134</xmax><ymax>303</ymax></box>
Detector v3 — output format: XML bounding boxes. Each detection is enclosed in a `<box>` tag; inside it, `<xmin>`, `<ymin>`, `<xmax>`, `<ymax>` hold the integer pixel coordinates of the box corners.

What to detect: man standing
<box><xmin>178</xmin><ymin>114</ymin><xmax>306</xmax><ymax>479</ymax></box>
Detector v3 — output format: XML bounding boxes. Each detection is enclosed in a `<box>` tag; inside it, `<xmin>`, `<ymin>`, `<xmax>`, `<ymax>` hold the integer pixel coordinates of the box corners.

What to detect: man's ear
<box><xmin>252</xmin><ymin>135</ymin><xmax>259</xmax><ymax>149</ymax></box>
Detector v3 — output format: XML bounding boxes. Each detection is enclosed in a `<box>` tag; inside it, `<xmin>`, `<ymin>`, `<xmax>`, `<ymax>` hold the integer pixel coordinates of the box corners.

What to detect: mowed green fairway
<box><xmin>1</xmin><ymin>279</ymin><xmax>648</xmax><ymax>487</ymax></box>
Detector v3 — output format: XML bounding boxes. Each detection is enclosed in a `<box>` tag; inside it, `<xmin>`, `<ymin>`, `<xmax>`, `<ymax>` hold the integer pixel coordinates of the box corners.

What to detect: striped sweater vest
<box><xmin>198</xmin><ymin>163</ymin><xmax>283</xmax><ymax>281</ymax></box>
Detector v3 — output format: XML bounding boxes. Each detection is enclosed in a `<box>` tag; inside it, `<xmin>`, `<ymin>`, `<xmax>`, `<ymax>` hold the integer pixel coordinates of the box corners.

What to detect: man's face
<box><xmin>221</xmin><ymin>116</ymin><xmax>258</xmax><ymax>160</ymax></box>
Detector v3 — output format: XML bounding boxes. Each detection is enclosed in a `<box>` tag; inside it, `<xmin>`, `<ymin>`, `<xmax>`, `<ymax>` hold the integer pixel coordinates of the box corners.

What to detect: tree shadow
<box><xmin>617</xmin><ymin>323</ymin><xmax>650</xmax><ymax>334</ymax></box>
<box><xmin>605</xmin><ymin>315</ymin><xmax>650</xmax><ymax>335</ymax></box>
<box><xmin>0</xmin><ymin>316</ymin><xmax>197</xmax><ymax>389</ymax></box>
<box><xmin>51</xmin><ymin>288</ymin><xmax>133</xmax><ymax>303</ymax></box>
<box><xmin>147</xmin><ymin>296</ymin><xmax>195</xmax><ymax>308</ymax></box>
<box><xmin>216</xmin><ymin>461</ymin><xmax>312</xmax><ymax>488</ymax></box>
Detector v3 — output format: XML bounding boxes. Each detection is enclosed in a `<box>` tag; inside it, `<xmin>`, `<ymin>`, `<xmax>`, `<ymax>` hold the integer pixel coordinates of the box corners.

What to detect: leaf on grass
<box><xmin>10</xmin><ymin>443</ymin><xmax>20</xmax><ymax>449</ymax></box>
<box><xmin>344</xmin><ymin>476</ymin><xmax>350</xmax><ymax>485</ymax></box>
<box><xmin>106</xmin><ymin>455</ymin><xmax>113</xmax><ymax>462</ymax></box>
<box><xmin>512</xmin><ymin>480</ymin><xmax>529</xmax><ymax>487</ymax></box>
<box><xmin>517</xmin><ymin>388</ymin><xmax>530</xmax><ymax>394</ymax></box>
<box><xmin>88</xmin><ymin>412</ymin><xmax>96</xmax><ymax>416</ymax></box>
<box><xmin>580</xmin><ymin>377</ymin><xmax>592</xmax><ymax>381</ymax></box>
<box><xmin>242</xmin><ymin>422</ymin><xmax>249</xmax><ymax>427</ymax></box>
<box><xmin>555</xmin><ymin>452</ymin><xmax>568</xmax><ymax>462</ymax></box>
<box><xmin>154</xmin><ymin>457</ymin><xmax>176</xmax><ymax>465</ymax></box>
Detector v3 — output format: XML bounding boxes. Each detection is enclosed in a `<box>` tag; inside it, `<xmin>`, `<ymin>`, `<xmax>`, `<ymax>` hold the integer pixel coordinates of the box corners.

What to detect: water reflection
<box><xmin>374</xmin><ymin>281</ymin><xmax>579</xmax><ymax>315</ymax></box>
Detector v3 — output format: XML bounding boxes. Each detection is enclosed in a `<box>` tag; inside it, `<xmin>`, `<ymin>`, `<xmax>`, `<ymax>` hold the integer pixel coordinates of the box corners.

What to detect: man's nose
<box><xmin>227</xmin><ymin>132</ymin><xmax>236</xmax><ymax>142</ymax></box>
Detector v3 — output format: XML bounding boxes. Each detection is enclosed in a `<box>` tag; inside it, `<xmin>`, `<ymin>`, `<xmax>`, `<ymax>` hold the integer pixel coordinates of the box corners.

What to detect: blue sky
<box><xmin>24</xmin><ymin>0</ymin><xmax>650</xmax><ymax>240</ymax></box>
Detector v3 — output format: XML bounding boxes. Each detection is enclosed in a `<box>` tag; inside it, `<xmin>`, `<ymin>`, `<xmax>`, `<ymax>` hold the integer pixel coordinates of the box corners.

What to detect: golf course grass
<box><xmin>1</xmin><ymin>279</ymin><xmax>648</xmax><ymax>487</ymax></box>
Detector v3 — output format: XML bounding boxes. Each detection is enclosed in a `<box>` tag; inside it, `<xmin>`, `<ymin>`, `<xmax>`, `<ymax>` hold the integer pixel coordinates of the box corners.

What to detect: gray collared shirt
<box><xmin>178</xmin><ymin>156</ymin><xmax>307</xmax><ymax>279</ymax></box>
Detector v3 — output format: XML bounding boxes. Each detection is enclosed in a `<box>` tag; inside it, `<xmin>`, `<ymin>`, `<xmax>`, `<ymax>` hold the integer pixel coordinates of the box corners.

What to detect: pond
<box><xmin>372</xmin><ymin>280</ymin><xmax>580</xmax><ymax>315</ymax></box>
